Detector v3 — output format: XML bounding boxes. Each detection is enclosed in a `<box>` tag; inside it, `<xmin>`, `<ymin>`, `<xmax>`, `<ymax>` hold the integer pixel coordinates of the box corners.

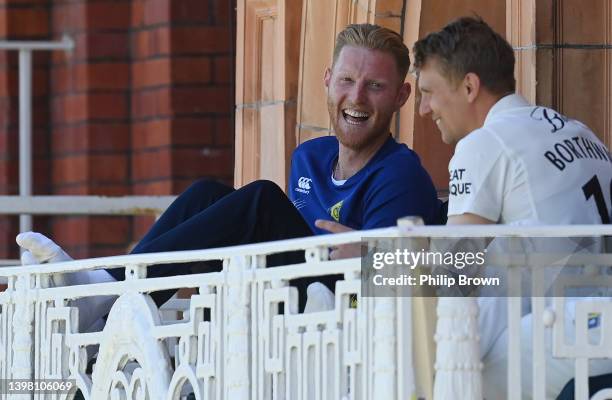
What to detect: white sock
<box><xmin>304</xmin><ymin>282</ymin><xmax>335</xmax><ymax>313</ymax></box>
<box><xmin>16</xmin><ymin>231</ymin><xmax>117</xmax><ymax>332</ymax></box>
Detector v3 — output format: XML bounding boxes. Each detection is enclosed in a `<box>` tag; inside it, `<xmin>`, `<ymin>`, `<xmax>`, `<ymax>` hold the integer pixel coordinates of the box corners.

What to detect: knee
<box><xmin>244</xmin><ymin>179</ymin><xmax>285</xmax><ymax>197</ymax></box>
<box><xmin>184</xmin><ymin>179</ymin><xmax>231</xmax><ymax>197</ymax></box>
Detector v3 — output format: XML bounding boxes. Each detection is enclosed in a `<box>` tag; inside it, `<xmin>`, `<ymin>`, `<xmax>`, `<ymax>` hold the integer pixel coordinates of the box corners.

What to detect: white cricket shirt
<box><xmin>448</xmin><ymin>94</ymin><xmax>612</xmax><ymax>224</ymax></box>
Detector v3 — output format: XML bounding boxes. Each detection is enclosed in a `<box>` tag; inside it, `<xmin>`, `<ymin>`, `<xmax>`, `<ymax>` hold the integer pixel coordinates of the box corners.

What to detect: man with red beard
<box><xmin>17</xmin><ymin>24</ymin><xmax>440</xmax><ymax>330</ymax></box>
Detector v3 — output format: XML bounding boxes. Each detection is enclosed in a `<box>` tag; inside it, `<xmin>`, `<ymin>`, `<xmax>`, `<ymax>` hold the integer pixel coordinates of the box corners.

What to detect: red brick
<box><xmin>132</xmin><ymin>57</ymin><xmax>211</xmax><ymax>88</ymax></box>
<box><xmin>89</xmin><ymin>123</ymin><xmax>130</xmax><ymax>151</ymax></box>
<box><xmin>214</xmin><ymin>117</ymin><xmax>233</xmax><ymax>146</ymax></box>
<box><xmin>131</xmin><ymin>88</ymin><xmax>171</xmax><ymax>119</ymax></box>
<box><xmin>50</xmin><ymin>66</ymin><xmax>75</xmax><ymax>93</ymax></box>
<box><xmin>0</xmin><ymin>216</ymin><xmax>19</xmax><ymax>259</ymax></box>
<box><xmin>133</xmin><ymin>215</ymin><xmax>156</xmax><ymax>239</ymax></box>
<box><xmin>171</xmin><ymin>0</ymin><xmax>211</xmax><ymax>24</ymax></box>
<box><xmin>0</xmin><ymin>129</ymin><xmax>15</xmax><ymax>149</ymax></box>
<box><xmin>86</xmin><ymin>183</ymin><xmax>130</xmax><ymax>196</ymax></box>
<box><xmin>32</xmin><ymin>128</ymin><xmax>50</xmax><ymax>156</ymax></box>
<box><xmin>173</xmin><ymin>117</ymin><xmax>214</xmax><ymax>146</ymax></box>
<box><xmin>171</xmin><ymin>26</ymin><xmax>231</xmax><ymax>55</ymax></box>
<box><xmin>75</xmin><ymin>63</ymin><xmax>129</xmax><ymax>91</ymax></box>
<box><xmin>54</xmin><ymin>185</ymin><xmax>88</xmax><ymax>195</ymax></box>
<box><xmin>143</xmin><ymin>0</ymin><xmax>171</xmax><ymax>25</ymax></box>
<box><xmin>51</xmin><ymin>2</ymin><xmax>86</xmax><ymax>32</ymax></box>
<box><xmin>33</xmin><ymin>68</ymin><xmax>49</xmax><ymax>96</ymax></box>
<box><xmin>172</xmin><ymin>147</ymin><xmax>233</xmax><ymax>177</ymax></box>
<box><xmin>0</xmin><ymin>11</ymin><xmax>5</xmax><ymax>37</ymax></box>
<box><xmin>213</xmin><ymin>55</ymin><xmax>232</xmax><ymax>84</ymax></box>
<box><xmin>51</xmin><ymin>216</ymin><xmax>89</xmax><ymax>249</ymax></box>
<box><xmin>132</xmin><ymin>149</ymin><xmax>172</xmax><ymax>180</ymax></box>
<box><xmin>86</xmin><ymin>32</ymin><xmax>130</xmax><ymax>60</ymax></box>
<box><xmin>172</xmin><ymin>57</ymin><xmax>211</xmax><ymax>84</ymax></box>
<box><xmin>133</xmin><ymin>181</ymin><xmax>172</xmax><ymax>195</ymax></box>
<box><xmin>6</xmin><ymin>8</ymin><xmax>49</xmax><ymax>37</ymax></box>
<box><xmin>0</xmin><ymin>160</ymin><xmax>17</xmax><ymax>186</ymax></box>
<box><xmin>32</xmin><ymin>158</ymin><xmax>50</xmax><ymax>188</ymax></box>
<box><xmin>51</xmin><ymin>125</ymin><xmax>88</xmax><ymax>153</ymax></box>
<box><xmin>0</xmin><ymin>70</ymin><xmax>13</xmax><ymax>97</ymax></box>
<box><xmin>52</xmin><ymin>94</ymin><xmax>88</xmax><ymax>124</ymax></box>
<box><xmin>131</xmin><ymin>0</ymin><xmax>144</xmax><ymax>27</ymax></box>
<box><xmin>214</xmin><ymin>0</ymin><xmax>231</xmax><ymax>25</ymax></box>
<box><xmin>132</xmin><ymin>58</ymin><xmax>171</xmax><ymax>89</ymax></box>
<box><xmin>51</xmin><ymin>66</ymin><xmax>68</xmax><ymax>93</ymax></box>
<box><xmin>90</xmin><ymin>154</ymin><xmax>128</xmax><ymax>182</ymax></box>
<box><xmin>52</xmin><ymin>155</ymin><xmax>88</xmax><ymax>184</ymax></box>
<box><xmin>86</xmin><ymin>2</ymin><xmax>130</xmax><ymax>30</ymax></box>
<box><xmin>132</xmin><ymin>28</ymin><xmax>171</xmax><ymax>59</ymax></box>
<box><xmin>64</xmin><ymin>32</ymin><xmax>130</xmax><ymax>63</ymax></box>
<box><xmin>132</xmin><ymin>119</ymin><xmax>172</xmax><ymax>149</ymax></box>
<box><xmin>88</xmin><ymin>93</ymin><xmax>129</xmax><ymax>120</ymax></box>
<box><xmin>172</xmin><ymin>86</ymin><xmax>232</xmax><ymax>114</ymax></box>
<box><xmin>90</xmin><ymin>217</ymin><xmax>130</xmax><ymax>245</ymax></box>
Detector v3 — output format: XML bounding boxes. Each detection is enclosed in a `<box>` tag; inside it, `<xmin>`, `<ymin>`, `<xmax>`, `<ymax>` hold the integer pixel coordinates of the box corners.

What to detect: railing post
<box><xmin>224</xmin><ymin>255</ymin><xmax>251</xmax><ymax>398</ymax></box>
<box><xmin>373</xmin><ymin>297</ymin><xmax>397</xmax><ymax>398</ymax></box>
<box><xmin>433</xmin><ymin>297</ymin><xmax>482</xmax><ymax>399</ymax></box>
<box><xmin>11</xmin><ymin>274</ymin><xmax>35</xmax><ymax>398</ymax></box>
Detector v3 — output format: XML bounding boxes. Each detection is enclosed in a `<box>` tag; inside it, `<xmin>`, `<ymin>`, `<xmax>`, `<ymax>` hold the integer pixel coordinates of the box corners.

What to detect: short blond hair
<box><xmin>333</xmin><ymin>24</ymin><xmax>410</xmax><ymax>80</ymax></box>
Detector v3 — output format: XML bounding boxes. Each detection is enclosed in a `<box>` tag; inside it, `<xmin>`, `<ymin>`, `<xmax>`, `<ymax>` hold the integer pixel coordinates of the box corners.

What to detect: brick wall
<box><xmin>0</xmin><ymin>0</ymin><xmax>236</xmax><ymax>260</ymax></box>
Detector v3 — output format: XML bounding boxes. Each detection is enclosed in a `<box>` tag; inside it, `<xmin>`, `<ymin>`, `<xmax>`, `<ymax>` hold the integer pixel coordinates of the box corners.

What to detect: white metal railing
<box><xmin>0</xmin><ymin>196</ymin><xmax>176</xmax><ymax>216</ymax></box>
<box><xmin>0</xmin><ymin>223</ymin><xmax>611</xmax><ymax>399</ymax></box>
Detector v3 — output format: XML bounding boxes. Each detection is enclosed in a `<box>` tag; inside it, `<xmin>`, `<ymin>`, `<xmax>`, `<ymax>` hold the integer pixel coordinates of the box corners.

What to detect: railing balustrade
<box><xmin>0</xmin><ymin>223</ymin><xmax>610</xmax><ymax>399</ymax></box>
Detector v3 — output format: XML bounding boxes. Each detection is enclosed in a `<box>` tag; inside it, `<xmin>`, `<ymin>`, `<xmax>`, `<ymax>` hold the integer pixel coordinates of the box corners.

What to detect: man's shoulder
<box><xmin>455</xmin><ymin>127</ymin><xmax>502</xmax><ymax>155</ymax></box>
<box><xmin>370</xmin><ymin>144</ymin><xmax>432</xmax><ymax>185</ymax></box>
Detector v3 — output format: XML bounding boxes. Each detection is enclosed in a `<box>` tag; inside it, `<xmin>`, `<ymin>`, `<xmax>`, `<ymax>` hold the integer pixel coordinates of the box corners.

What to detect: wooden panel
<box><xmin>533</xmin><ymin>0</ymin><xmax>612</xmax><ymax>147</ymax></box>
<box><xmin>259</xmin><ymin>103</ymin><xmax>284</xmax><ymax>182</ymax></box>
<box><xmin>234</xmin><ymin>0</ymin><xmax>302</xmax><ymax>189</ymax></box>
<box><xmin>296</xmin><ymin>0</ymin><xmax>337</xmax><ymax>143</ymax></box>
<box><xmin>260</xmin><ymin>17</ymin><xmax>276</xmax><ymax>102</ymax></box>
<box><xmin>561</xmin><ymin>0</ymin><xmax>606</xmax><ymax>44</ymax></box>
<box><xmin>507</xmin><ymin>0</ymin><xmax>536</xmax><ymax>102</ymax></box>
<box><xmin>561</xmin><ymin>50</ymin><xmax>607</xmax><ymax>143</ymax></box>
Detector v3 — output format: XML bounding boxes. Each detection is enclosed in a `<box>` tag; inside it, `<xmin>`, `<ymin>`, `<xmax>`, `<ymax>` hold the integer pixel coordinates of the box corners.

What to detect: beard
<box><xmin>331</xmin><ymin>111</ymin><xmax>393</xmax><ymax>151</ymax></box>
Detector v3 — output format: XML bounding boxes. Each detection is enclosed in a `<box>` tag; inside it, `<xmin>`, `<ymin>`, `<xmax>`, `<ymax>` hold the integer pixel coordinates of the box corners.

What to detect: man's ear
<box><xmin>464</xmin><ymin>72</ymin><xmax>481</xmax><ymax>103</ymax></box>
<box><xmin>396</xmin><ymin>82</ymin><xmax>411</xmax><ymax>108</ymax></box>
<box><xmin>324</xmin><ymin>68</ymin><xmax>332</xmax><ymax>88</ymax></box>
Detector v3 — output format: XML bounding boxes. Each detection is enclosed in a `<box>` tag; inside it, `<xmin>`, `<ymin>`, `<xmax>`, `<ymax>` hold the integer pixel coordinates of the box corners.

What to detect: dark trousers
<box><xmin>556</xmin><ymin>373</ymin><xmax>612</xmax><ymax>399</ymax></box>
<box><xmin>107</xmin><ymin>179</ymin><xmax>339</xmax><ymax>308</ymax></box>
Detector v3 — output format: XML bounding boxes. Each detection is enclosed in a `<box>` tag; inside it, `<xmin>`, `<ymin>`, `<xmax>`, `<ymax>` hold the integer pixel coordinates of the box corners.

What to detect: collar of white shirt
<box><xmin>484</xmin><ymin>93</ymin><xmax>530</xmax><ymax>125</ymax></box>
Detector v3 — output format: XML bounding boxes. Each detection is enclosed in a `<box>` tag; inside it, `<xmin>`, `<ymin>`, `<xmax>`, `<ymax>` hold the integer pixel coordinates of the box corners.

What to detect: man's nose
<box><xmin>349</xmin><ymin>83</ymin><xmax>366</xmax><ymax>104</ymax></box>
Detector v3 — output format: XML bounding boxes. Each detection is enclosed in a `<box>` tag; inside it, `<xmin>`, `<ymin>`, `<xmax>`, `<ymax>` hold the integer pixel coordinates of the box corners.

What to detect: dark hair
<box><xmin>333</xmin><ymin>23</ymin><xmax>410</xmax><ymax>80</ymax></box>
<box><xmin>412</xmin><ymin>16</ymin><xmax>515</xmax><ymax>94</ymax></box>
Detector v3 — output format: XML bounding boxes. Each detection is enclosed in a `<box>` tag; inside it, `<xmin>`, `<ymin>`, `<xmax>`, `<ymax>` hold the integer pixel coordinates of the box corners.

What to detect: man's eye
<box><xmin>340</xmin><ymin>77</ymin><xmax>352</xmax><ymax>83</ymax></box>
<box><xmin>369</xmin><ymin>82</ymin><xmax>382</xmax><ymax>88</ymax></box>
